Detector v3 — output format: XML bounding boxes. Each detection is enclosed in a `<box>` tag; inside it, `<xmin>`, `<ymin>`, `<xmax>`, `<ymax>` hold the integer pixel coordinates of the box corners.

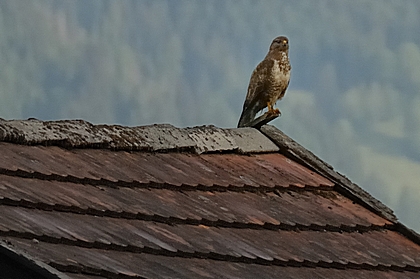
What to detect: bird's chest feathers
<box><xmin>271</xmin><ymin>58</ymin><xmax>290</xmax><ymax>85</ymax></box>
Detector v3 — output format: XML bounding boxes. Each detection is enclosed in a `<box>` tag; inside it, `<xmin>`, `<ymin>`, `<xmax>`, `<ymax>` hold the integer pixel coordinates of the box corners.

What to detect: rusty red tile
<box><xmin>255</xmin><ymin>153</ymin><xmax>333</xmax><ymax>186</ymax></box>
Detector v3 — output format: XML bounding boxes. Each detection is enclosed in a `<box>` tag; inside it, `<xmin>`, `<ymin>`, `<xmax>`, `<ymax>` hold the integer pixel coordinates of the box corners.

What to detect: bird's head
<box><xmin>269</xmin><ymin>36</ymin><xmax>289</xmax><ymax>52</ymax></box>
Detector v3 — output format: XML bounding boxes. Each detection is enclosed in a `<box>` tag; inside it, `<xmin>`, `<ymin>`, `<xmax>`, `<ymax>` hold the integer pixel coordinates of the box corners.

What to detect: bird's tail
<box><xmin>237</xmin><ymin>107</ymin><xmax>257</xmax><ymax>128</ymax></box>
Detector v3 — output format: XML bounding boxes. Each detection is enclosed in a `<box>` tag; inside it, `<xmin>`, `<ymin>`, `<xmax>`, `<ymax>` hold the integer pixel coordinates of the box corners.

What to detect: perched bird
<box><xmin>237</xmin><ymin>36</ymin><xmax>291</xmax><ymax>128</ymax></box>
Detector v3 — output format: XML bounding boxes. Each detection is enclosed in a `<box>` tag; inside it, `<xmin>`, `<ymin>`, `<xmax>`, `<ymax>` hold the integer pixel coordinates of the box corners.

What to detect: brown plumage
<box><xmin>237</xmin><ymin>36</ymin><xmax>291</xmax><ymax>128</ymax></box>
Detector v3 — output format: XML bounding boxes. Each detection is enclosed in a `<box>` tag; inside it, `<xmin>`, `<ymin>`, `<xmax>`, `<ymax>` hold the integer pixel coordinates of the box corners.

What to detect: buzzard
<box><xmin>237</xmin><ymin>36</ymin><xmax>291</xmax><ymax>128</ymax></box>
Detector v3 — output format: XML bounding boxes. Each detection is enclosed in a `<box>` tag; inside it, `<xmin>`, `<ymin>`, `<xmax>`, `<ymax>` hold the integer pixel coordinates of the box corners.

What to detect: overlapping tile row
<box><xmin>0</xmin><ymin>174</ymin><xmax>389</xmax><ymax>228</ymax></box>
<box><xmin>0</xmin><ymin>207</ymin><xmax>419</xmax><ymax>268</ymax></box>
<box><xmin>3</xmin><ymin>238</ymin><xmax>420</xmax><ymax>279</ymax></box>
<box><xmin>0</xmin><ymin>143</ymin><xmax>332</xmax><ymax>188</ymax></box>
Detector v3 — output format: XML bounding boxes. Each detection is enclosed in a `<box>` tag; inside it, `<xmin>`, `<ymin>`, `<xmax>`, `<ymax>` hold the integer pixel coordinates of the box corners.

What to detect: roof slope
<box><xmin>0</xmin><ymin>119</ymin><xmax>419</xmax><ymax>279</ymax></box>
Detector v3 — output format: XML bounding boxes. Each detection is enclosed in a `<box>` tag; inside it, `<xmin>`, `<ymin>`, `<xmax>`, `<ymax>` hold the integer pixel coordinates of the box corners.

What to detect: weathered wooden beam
<box><xmin>243</xmin><ymin>111</ymin><xmax>280</xmax><ymax>129</ymax></box>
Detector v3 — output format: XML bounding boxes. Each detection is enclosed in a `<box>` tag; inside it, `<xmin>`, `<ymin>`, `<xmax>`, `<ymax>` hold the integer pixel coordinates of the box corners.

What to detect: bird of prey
<box><xmin>237</xmin><ymin>36</ymin><xmax>291</xmax><ymax>128</ymax></box>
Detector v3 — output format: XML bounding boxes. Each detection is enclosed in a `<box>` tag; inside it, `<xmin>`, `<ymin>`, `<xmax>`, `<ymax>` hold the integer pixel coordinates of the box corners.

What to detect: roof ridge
<box><xmin>0</xmin><ymin>118</ymin><xmax>279</xmax><ymax>154</ymax></box>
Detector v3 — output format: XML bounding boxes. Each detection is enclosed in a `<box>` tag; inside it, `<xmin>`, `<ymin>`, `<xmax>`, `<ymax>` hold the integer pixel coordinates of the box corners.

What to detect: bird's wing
<box><xmin>242</xmin><ymin>59</ymin><xmax>274</xmax><ymax>112</ymax></box>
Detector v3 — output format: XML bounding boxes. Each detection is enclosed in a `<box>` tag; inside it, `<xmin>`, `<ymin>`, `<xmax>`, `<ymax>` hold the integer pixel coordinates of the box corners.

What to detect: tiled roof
<box><xmin>0</xmin><ymin>118</ymin><xmax>419</xmax><ymax>279</ymax></box>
